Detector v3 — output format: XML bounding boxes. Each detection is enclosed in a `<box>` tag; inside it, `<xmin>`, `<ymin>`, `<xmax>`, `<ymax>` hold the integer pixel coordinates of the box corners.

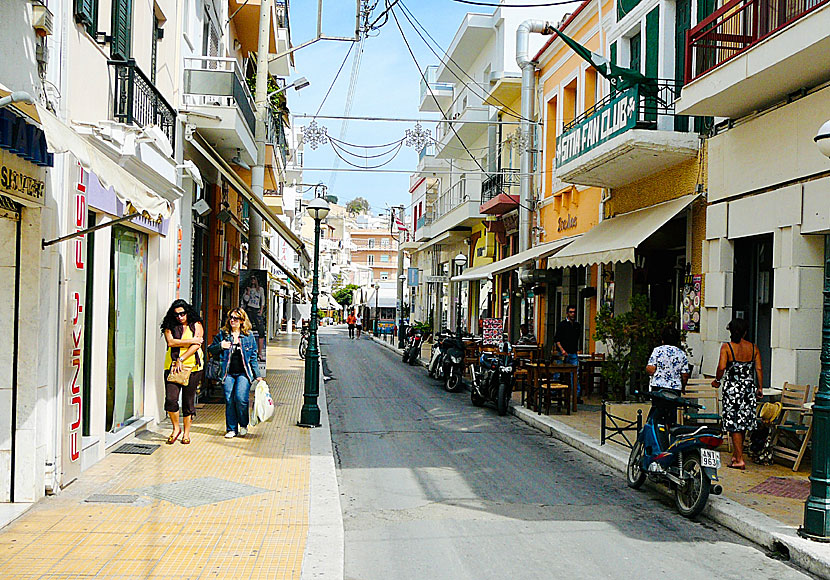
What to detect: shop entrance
<box><xmin>106</xmin><ymin>226</ymin><xmax>149</xmax><ymax>432</ymax></box>
<box><xmin>733</xmin><ymin>234</ymin><xmax>773</xmax><ymax>389</ymax></box>
<box><xmin>637</xmin><ymin>215</ymin><xmax>687</xmax><ymax>319</ymax></box>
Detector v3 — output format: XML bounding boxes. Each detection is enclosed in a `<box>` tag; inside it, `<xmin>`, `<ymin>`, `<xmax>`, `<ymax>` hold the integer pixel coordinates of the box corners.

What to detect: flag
<box><xmin>394</xmin><ymin>214</ymin><xmax>408</xmax><ymax>232</ymax></box>
<box><xmin>550</xmin><ymin>26</ymin><xmax>657</xmax><ymax>94</ymax></box>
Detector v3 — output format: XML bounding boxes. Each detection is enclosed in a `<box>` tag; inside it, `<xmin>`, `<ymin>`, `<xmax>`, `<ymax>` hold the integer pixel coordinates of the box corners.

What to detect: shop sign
<box><xmin>86</xmin><ymin>172</ymin><xmax>168</xmax><ymax>236</ymax></box>
<box><xmin>377</xmin><ymin>319</ymin><xmax>395</xmax><ymax>334</ymax></box>
<box><xmin>0</xmin><ymin>148</ymin><xmax>46</xmax><ymax>206</ymax></box>
<box><xmin>62</xmin><ymin>164</ymin><xmax>87</xmax><ymax>485</ymax></box>
<box><xmin>682</xmin><ymin>274</ymin><xmax>702</xmax><ymax>333</ymax></box>
<box><xmin>558</xmin><ymin>214</ymin><xmax>578</xmax><ymax>232</ymax></box>
<box><xmin>425</xmin><ymin>275</ymin><xmax>448</xmax><ymax>284</ymax></box>
<box><xmin>555</xmin><ymin>86</ymin><xmax>639</xmax><ymax>168</ymax></box>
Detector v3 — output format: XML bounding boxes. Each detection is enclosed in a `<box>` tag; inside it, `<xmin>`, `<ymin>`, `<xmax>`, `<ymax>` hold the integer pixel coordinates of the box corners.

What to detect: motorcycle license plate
<box><xmin>700</xmin><ymin>449</ymin><xmax>721</xmax><ymax>469</ymax></box>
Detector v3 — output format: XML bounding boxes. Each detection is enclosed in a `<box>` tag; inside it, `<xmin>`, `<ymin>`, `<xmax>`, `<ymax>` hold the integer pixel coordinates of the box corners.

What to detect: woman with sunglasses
<box><xmin>161</xmin><ymin>300</ymin><xmax>204</xmax><ymax>445</ymax></box>
<box><xmin>208</xmin><ymin>308</ymin><xmax>261</xmax><ymax>438</ymax></box>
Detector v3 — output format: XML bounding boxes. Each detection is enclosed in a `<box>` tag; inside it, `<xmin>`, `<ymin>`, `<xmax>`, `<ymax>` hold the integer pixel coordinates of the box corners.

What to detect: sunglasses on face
<box><xmin>175</xmin><ymin>311</ymin><xmax>187</xmax><ymax>318</ymax></box>
<box><xmin>230</xmin><ymin>316</ymin><xmax>243</xmax><ymax>322</ymax></box>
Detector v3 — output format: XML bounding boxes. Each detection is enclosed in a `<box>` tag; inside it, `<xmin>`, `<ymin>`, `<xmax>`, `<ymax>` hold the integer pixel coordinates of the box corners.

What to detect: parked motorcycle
<box><xmin>626</xmin><ymin>389</ymin><xmax>724</xmax><ymax>518</ymax></box>
<box><xmin>440</xmin><ymin>332</ymin><xmax>467</xmax><ymax>392</ymax></box>
<box><xmin>401</xmin><ymin>327</ymin><xmax>425</xmax><ymax>366</ymax></box>
<box><xmin>427</xmin><ymin>330</ymin><xmax>453</xmax><ymax>380</ymax></box>
<box><xmin>470</xmin><ymin>336</ymin><xmax>515</xmax><ymax>416</ymax></box>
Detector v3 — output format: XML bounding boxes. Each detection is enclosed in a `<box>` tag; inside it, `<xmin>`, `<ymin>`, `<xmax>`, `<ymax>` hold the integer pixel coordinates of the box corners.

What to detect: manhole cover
<box><xmin>85</xmin><ymin>494</ymin><xmax>139</xmax><ymax>504</ymax></box>
<box><xmin>748</xmin><ymin>476</ymin><xmax>810</xmax><ymax>499</ymax></box>
<box><xmin>130</xmin><ymin>477</ymin><xmax>269</xmax><ymax>507</ymax></box>
<box><xmin>112</xmin><ymin>443</ymin><xmax>159</xmax><ymax>455</ymax></box>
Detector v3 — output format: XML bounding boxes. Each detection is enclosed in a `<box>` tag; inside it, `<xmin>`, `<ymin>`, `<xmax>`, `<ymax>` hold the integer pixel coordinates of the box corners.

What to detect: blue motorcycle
<box><xmin>627</xmin><ymin>389</ymin><xmax>724</xmax><ymax>518</ymax></box>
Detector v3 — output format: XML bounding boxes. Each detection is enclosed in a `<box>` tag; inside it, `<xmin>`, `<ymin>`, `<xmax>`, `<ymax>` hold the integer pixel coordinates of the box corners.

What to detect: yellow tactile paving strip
<box><xmin>0</xmin><ymin>336</ymin><xmax>310</xmax><ymax>580</ymax></box>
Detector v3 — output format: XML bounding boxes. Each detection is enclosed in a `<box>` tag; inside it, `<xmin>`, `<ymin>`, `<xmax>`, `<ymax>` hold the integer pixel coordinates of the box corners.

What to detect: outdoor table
<box><xmin>513</xmin><ymin>346</ymin><xmax>540</xmax><ymax>404</ymax></box>
<box><xmin>579</xmin><ymin>357</ymin><xmax>607</xmax><ymax>398</ymax></box>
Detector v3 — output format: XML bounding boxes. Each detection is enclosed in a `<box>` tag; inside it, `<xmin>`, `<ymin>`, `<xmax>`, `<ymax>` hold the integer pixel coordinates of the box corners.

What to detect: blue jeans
<box><xmin>223</xmin><ymin>373</ymin><xmax>251</xmax><ymax>432</ymax></box>
<box><xmin>564</xmin><ymin>353</ymin><xmax>580</xmax><ymax>396</ymax></box>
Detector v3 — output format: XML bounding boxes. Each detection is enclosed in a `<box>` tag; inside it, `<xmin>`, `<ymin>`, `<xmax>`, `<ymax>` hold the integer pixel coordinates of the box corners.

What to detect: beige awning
<box><xmin>452</xmin><ymin>236</ymin><xmax>579</xmax><ymax>282</ymax></box>
<box><xmin>548</xmin><ymin>194</ymin><xmax>698</xmax><ymax>269</ymax></box>
<box><xmin>189</xmin><ymin>131</ymin><xmax>310</xmax><ymax>265</ymax></box>
<box><xmin>35</xmin><ymin>103</ymin><xmax>172</xmax><ymax>219</ymax></box>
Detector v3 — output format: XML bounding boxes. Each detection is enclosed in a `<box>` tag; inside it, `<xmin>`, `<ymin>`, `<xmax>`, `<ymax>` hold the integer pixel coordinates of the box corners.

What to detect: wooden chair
<box><xmin>771</xmin><ymin>382</ymin><xmax>813</xmax><ymax>471</ymax></box>
<box><xmin>513</xmin><ymin>347</ymin><xmax>538</xmax><ymax>404</ymax></box>
<box><xmin>532</xmin><ymin>360</ymin><xmax>571</xmax><ymax>415</ymax></box>
<box><xmin>681</xmin><ymin>379</ymin><xmax>722</xmax><ymax>428</ymax></box>
<box><xmin>582</xmin><ymin>353</ymin><xmax>606</xmax><ymax>399</ymax></box>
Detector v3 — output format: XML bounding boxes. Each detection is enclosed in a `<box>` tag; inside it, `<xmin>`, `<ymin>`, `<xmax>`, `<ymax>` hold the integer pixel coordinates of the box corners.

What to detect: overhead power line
<box><xmin>452</xmin><ymin>0</ymin><xmax>585</xmax><ymax>6</ymax></box>
<box><xmin>314</xmin><ymin>42</ymin><xmax>355</xmax><ymax>117</ymax></box>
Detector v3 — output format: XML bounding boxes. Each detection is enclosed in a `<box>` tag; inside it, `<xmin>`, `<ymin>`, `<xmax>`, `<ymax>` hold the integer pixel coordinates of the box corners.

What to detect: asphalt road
<box><xmin>320</xmin><ymin>328</ymin><xmax>813</xmax><ymax>580</ymax></box>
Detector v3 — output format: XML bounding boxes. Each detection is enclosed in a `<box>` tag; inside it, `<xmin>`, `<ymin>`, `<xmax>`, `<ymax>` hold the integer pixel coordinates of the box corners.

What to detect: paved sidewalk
<box><xmin>0</xmin><ymin>334</ymin><xmax>342</xmax><ymax>580</ymax></box>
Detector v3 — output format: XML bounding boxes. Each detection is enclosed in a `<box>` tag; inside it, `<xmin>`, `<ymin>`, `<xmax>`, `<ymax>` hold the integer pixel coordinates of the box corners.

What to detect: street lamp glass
<box><xmin>815</xmin><ymin>119</ymin><xmax>830</xmax><ymax>159</ymax></box>
<box><xmin>306</xmin><ymin>197</ymin><xmax>330</xmax><ymax>221</ymax></box>
<box><xmin>453</xmin><ymin>252</ymin><xmax>468</xmax><ymax>268</ymax></box>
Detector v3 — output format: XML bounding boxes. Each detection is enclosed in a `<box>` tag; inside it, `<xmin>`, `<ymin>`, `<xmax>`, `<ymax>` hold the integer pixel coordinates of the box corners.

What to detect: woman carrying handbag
<box><xmin>161</xmin><ymin>300</ymin><xmax>204</xmax><ymax>445</ymax></box>
<box><xmin>208</xmin><ymin>308</ymin><xmax>262</xmax><ymax>439</ymax></box>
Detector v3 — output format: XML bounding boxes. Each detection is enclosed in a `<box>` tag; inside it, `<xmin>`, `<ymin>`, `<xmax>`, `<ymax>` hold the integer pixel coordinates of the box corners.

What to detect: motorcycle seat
<box><xmin>669</xmin><ymin>425</ymin><xmax>722</xmax><ymax>437</ymax></box>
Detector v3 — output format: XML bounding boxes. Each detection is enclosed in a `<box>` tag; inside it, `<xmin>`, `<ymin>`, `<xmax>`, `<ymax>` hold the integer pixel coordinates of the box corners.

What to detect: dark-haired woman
<box><xmin>712</xmin><ymin>318</ymin><xmax>763</xmax><ymax>470</ymax></box>
<box><xmin>161</xmin><ymin>299</ymin><xmax>204</xmax><ymax>445</ymax></box>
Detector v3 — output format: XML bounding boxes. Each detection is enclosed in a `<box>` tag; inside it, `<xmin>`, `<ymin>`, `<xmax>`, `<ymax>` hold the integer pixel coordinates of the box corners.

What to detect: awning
<box><xmin>452</xmin><ymin>236</ymin><xmax>579</xmax><ymax>282</ymax></box>
<box><xmin>188</xmin><ymin>131</ymin><xmax>310</xmax><ymax>265</ymax></box>
<box><xmin>548</xmin><ymin>194</ymin><xmax>698</xmax><ymax>269</ymax></box>
<box><xmin>262</xmin><ymin>244</ymin><xmax>305</xmax><ymax>288</ymax></box>
<box><xmin>368</xmin><ymin>286</ymin><xmax>398</xmax><ymax>308</ymax></box>
<box><xmin>35</xmin><ymin>103</ymin><xmax>172</xmax><ymax>220</ymax></box>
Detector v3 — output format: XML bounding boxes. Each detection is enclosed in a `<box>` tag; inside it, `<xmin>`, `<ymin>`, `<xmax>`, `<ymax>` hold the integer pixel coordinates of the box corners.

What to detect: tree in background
<box><xmin>333</xmin><ymin>284</ymin><xmax>360</xmax><ymax>308</ymax></box>
<box><xmin>346</xmin><ymin>197</ymin><xmax>370</xmax><ymax>215</ymax></box>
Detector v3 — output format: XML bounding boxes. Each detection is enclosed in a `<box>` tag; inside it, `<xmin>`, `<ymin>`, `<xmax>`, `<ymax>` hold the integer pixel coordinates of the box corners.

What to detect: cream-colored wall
<box><xmin>708</xmin><ymin>85</ymin><xmax>830</xmax><ymax>203</ymax></box>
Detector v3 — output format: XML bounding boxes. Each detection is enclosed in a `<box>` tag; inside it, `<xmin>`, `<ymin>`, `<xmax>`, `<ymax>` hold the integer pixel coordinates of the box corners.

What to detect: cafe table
<box><xmin>523</xmin><ymin>361</ymin><xmax>579</xmax><ymax>413</ymax></box>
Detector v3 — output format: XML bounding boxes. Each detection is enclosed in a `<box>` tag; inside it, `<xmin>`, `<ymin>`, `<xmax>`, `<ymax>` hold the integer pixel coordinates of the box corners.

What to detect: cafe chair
<box><xmin>771</xmin><ymin>382</ymin><xmax>813</xmax><ymax>471</ymax></box>
<box><xmin>533</xmin><ymin>360</ymin><xmax>571</xmax><ymax>416</ymax></box>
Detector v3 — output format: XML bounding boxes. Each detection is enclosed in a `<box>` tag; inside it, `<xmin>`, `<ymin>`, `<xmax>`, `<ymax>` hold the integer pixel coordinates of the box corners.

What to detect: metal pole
<box><xmin>397</xmin><ymin>215</ymin><xmax>405</xmax><ymax>348</ymax></box>
<box><xmin>455</xmin><ymin>266</ymin><xmax>463</xmax><ymax>335</ymax></box>
<box><xmin>298</xmin><ymin>216</ymin><xmax>322</xmax><ymax>428</ymax></box>
<box><xmin>248</xmin><ymin>0</ymin><xmax>272</xmax><ymax>270</ymax></box>
<box><xmin>800</xmin><ymin>234</ymin><xmax>830</xmax><ymax>540</ymax></box>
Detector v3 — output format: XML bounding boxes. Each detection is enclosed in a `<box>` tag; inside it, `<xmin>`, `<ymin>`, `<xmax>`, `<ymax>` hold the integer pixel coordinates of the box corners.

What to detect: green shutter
<box><xmin>697</xmin><ymin>0</ymin><xmax>717</xmax><ymax>22</ymax></box>
<box><xmin>630</xmin><ymin>33</ymin><xmax>642</xmax><ymax>74</ymax></box>
<box><xmin>675</xmin><ymin>0</ymin><xmax>692</xmax><ymax>131</ymax></box>
<box><xmin>74</xmin><ymin>0</ymin><xmax>97</xmax><ymax>35</ymax></box>
<box><xmin>111</xmin><ymin>0</ymin><xmax>132</xmax><ymax>60</ymax></box>
<box><xmin>618</xmin><ymin>0</ymin><xmax>642</xmax><ymax>20</ymax></box>
<box><xmin>609</xmin><ymin>42</ymin><xmax>617</xmax><ymax>95</ymax></box>
<box><xmin>644</xmin><ymin>7</ymin><xmax>659</xmax><ymax>123</ymax></box>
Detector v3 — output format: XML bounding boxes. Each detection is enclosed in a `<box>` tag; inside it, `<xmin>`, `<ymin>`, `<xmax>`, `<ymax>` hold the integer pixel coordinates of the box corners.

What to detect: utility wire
<box><xmin>314</xmin><ymin>42</ymin><xmax>355</xmax><ymax>117</ymax></box>
<box><xmin>452</xmin><ymin>0</ymin><xmax>585</xmax><ymax>6</ymax></box>
<box><xmin>389</xmin><ymin>2</ymin><xmax>532</xmax><ymax>211</ymax></box>
<box><xmin>398</xmin><ymin>1</ymin><xmax>530</xmax><ymax>123</ymax></box>
<box><xmin>331</xmin><ymin>35</ymin><xmax>367</xmax><ymax>187</ymax></box>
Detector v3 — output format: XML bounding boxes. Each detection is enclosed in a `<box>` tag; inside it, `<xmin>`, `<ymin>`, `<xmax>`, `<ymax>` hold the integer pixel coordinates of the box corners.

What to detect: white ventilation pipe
<box><xmin>516</xmin><ymin>20</ymin><xmax>553</xmax><ymax>281</ymax></box>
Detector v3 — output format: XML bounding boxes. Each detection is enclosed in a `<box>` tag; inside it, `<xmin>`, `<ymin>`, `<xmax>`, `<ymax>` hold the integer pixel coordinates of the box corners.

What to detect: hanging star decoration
<box><xmin>404</xmin><ymin>123</ymin><xmax>432</xmax><ymax>153</ymax></box>
<box><xmin>301</xmin><ymin>120</ymin><xmax>329</xmax><ymax>150</ymax></box>
<box><xmin>512</xmin><ymin>128</ymin><xmax>532</xmax><ymax>153</ymax></box>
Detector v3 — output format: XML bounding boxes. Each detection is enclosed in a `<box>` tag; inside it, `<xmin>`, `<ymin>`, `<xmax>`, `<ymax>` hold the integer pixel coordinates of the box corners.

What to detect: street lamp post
<box><xmin>801</xmin><ymin>121</ymin><xmax>830</xmax><ymax>539</ymax></box>
<box><xmin>374</xmin><ymin>282</ymin><xmax>380</xmax><ymax>336</ymax></box>
<box><xmin>298</xmin><ymin>196</ymin><xmax>330</xmax><ymax>428</ymax></box>
<box><xmin>453</xmin><ymin>252</ymin><xmax>468</xmax><ymax>336</ymax></box>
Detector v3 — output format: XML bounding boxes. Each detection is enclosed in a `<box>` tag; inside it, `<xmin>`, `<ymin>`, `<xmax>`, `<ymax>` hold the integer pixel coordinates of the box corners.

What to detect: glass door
<box><xmin>106</xmin><ymin>225</ymin><xmax>149</xmax><ymax>431</ymax></box>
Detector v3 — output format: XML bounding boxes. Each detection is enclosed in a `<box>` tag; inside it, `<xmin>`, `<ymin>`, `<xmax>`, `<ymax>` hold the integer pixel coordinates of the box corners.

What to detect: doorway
<box><xmin>733</xmin><ymin>234</ymin><xmax>773</xmax><ymax>389</ymax></box>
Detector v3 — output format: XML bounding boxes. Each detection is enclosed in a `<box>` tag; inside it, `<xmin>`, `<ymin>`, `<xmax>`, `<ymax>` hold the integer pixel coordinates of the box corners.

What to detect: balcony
<box><xmin>431</xmin><ymin>176</ymin><xmax>484</xmax><ymax>234</ymax></box>
<box><xmin>264</xmin><ymin>105</ymin><xmax>288</xmax><ymax>197</ymax></box>
<box><xmin>483</xmin><ymin>71</ymin><xmax>521</xmax><ymax>107</ymax></box>
<box><xmin>676</xmin><ymin>0</ymin><xmax>830</xmax><ymax>118</ymax></box>
<box><xmin>419</xmin><ymin>65</ymin><xmax>454</xmax><ymax>113</ymax></box>
<box><xmin>229</xmin><ymin>0</ymin><xmax>291</xmax><ymax>76</ymax></box>
<box><xmin>416</xmin><ymin>146</ymin><xmax>447</xmax><ymax>177</ymax></box>
<box><xmin>554</xmin><ymin>81</ymin><xmax>700</xmax><ymax>189</ymax></box>
<box><xmin>480</xmin><ymin>169</ymin><xmax>520</xmax><ymax>215</ymax></box>
<box><xmin>414</xmin><ymin>211</ymin><xmax>434</xmax><ymax>242</ymax></box>
<box><xmin>434</xmin><ymin>87</ymin><xmax>490</xmax><ymax>159</ymax></box>
<box><xmin>183</xmin><ymin>56</ymin><xmax>257</xmax><ymax>165</ymax></box>
<box><xmin>109</xmin><ymin>59</ymin><xmax>176</xmax><ymax>148</ymax></box>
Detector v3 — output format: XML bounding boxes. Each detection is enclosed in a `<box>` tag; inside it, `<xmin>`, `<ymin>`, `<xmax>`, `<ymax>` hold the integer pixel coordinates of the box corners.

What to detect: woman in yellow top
<box><xmin>161</xmin><ymin>300</ymin><xmax>204</xmax><ymax>445</ymax></box>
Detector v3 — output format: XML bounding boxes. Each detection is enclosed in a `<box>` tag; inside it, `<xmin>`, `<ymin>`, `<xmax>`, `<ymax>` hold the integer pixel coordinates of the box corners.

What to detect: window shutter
<box><xmin>74</xmin><ymin>0</ymin><xmax>97</xmax><ymax>34</ymax></box>
<box><xmin>111</xmin><ymin>0</ymin><xmax>133</xmax><ymax>61</ymax></box>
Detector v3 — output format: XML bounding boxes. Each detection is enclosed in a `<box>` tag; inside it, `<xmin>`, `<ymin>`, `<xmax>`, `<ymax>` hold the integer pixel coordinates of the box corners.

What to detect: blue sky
<box><xmin>285</xmin><ymin>0</ymin><xmax>478</xmax><ymax>215</ymax></box>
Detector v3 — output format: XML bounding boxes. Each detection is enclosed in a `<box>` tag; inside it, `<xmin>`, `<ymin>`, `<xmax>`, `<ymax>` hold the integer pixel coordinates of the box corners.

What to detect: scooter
<box><xmin>470</xmin><ymin>336</ymin><xmax>515</xmax><ymax>416</ymax></box>
<box><xmin>427</xmin><ymin>330</ymin><xmax>453</xmax><ymax>380</ymax></box>
<box><xmin>626</xmin><ymin>389</ymin><xmax>724</xmax><ymax>518</ymax></box>
<box><xmin>440</xmin><ymin>332</ymin><xmax>467</xmax><ymax>392</ymax></box>
<box><xmin>402</xmin><ymin>327</ymin><xmax>425</xmax><ymax>366</ymax></box>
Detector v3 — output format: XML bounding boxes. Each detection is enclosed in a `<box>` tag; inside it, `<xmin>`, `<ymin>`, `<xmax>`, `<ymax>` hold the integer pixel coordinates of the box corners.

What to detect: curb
<box><xmin>509</xmin><ymin>403</ymin><xmax>830</xmax><ymax>578</ymax></box>
<box><xmin>301</xmin><ymin>357</ymin><xmax>345</xmax><ymax>580</ymax></box>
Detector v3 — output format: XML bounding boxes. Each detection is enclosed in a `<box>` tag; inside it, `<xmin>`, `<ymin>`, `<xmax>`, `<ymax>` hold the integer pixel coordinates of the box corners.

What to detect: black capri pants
<box><xmin>164</xmin><ymin>369</ymin><xmax>203</xmax><ymax>417</ymax></box>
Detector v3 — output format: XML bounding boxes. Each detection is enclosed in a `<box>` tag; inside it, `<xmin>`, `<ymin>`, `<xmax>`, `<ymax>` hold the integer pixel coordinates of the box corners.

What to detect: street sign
<box><xmin>425</xmin><ymin>275</ymin><xmax>448</xmax><ymax>284</ymax></box>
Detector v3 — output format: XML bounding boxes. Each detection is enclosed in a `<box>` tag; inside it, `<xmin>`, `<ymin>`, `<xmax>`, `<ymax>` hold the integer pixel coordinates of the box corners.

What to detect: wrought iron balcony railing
<box><xmin>266</xmin><ymin>106</ymin><xmax>288</xmax><ymax>168</ymax></box>
<box><xmin>109</xmin><ymin>59</ymin><xmax>176</xmax><ymax>148</ymax></box>
<box><xmin>182</xmin><ymin>56</ymin><xmax>257</xmax><ymax>136</ymax></box>
<box><xmin>481</xmin><ymin>169</ymin><xmax>520</xmax><ymax>204</ymax></box>
<box><xmin>685</xmin><ymin>0</ymin><xmax>829</xmax><ymax>83</ymax></box>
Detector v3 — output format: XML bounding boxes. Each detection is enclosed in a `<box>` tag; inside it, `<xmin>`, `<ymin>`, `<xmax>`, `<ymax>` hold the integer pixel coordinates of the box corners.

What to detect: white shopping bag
<box><xmin>253</xmin><ymin>379</ymin><xmax>275</xmax><ymax>424</ymax></box>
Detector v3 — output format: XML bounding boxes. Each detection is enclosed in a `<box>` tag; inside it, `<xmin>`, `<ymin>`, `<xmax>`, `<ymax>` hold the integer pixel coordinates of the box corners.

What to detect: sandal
<box><xmin>166</xmin><ymin>431</ymin><xmax>181</xmax><ymax>445</ymax></box>
<box><xmin>181</xmin><ymin>436</ymin><xmax>191</xmax><ymax>445</ymax></box>
<box><xmin>727</xmin><ymin>460</ymin><xmax>746</xmax><ymax>470</ymax></box>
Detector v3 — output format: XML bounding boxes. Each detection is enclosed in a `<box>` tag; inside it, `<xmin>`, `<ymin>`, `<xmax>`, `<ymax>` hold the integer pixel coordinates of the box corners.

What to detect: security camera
<box><xmin>815</xmin><ymin>119</ymin><xmax>830</xmax><ymax>159</ymax></box>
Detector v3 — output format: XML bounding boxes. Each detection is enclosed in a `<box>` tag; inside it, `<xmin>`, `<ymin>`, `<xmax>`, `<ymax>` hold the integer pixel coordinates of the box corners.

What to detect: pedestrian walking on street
<box><xmin>209</xmin><ymin>308</ymin><xmax>261</xmax><ymax>439</ymax></box>
<box><xmin>646</xmin><ymin>326</ymin><xmax>690</xmax><ymax>393</ymax></box>
<box><xmin>161</xmin><ymin>300</ymin><xmax>204</xmax><ymax>445</ymax></box>
<box><xmin>355</xmin><ymin>313</ymin><xmax>363</xmax><ymax>339</ymax></box>
<box><xmin>554</xmin><ymin>305</ymin><xmax>582</xmax><ymax>404</ymax></box>
<box><xmin>712</xmin><ymin>317</ymin><xmax>764</xmax><ymax>470</ymax></box>
<box><xmin>346</xmin><ymin>310</ymin><xmax>356</xmax><ymax>339</ymax></box>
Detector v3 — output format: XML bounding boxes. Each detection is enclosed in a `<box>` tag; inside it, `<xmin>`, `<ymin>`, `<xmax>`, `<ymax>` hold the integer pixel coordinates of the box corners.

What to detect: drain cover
<box><xmin>112</xmin><ymin>443</ymin><xmax>159</xmax><ymax>455</ymax></box>
<box><xmin>130</xmin><ymin>477</ymin><xmax>269</xmax><ymax>508</ymax></box>
<box><xmin>85</xmin><ymin>494</ymin><xmax>139</xmax><ymax>504</ymax></box>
